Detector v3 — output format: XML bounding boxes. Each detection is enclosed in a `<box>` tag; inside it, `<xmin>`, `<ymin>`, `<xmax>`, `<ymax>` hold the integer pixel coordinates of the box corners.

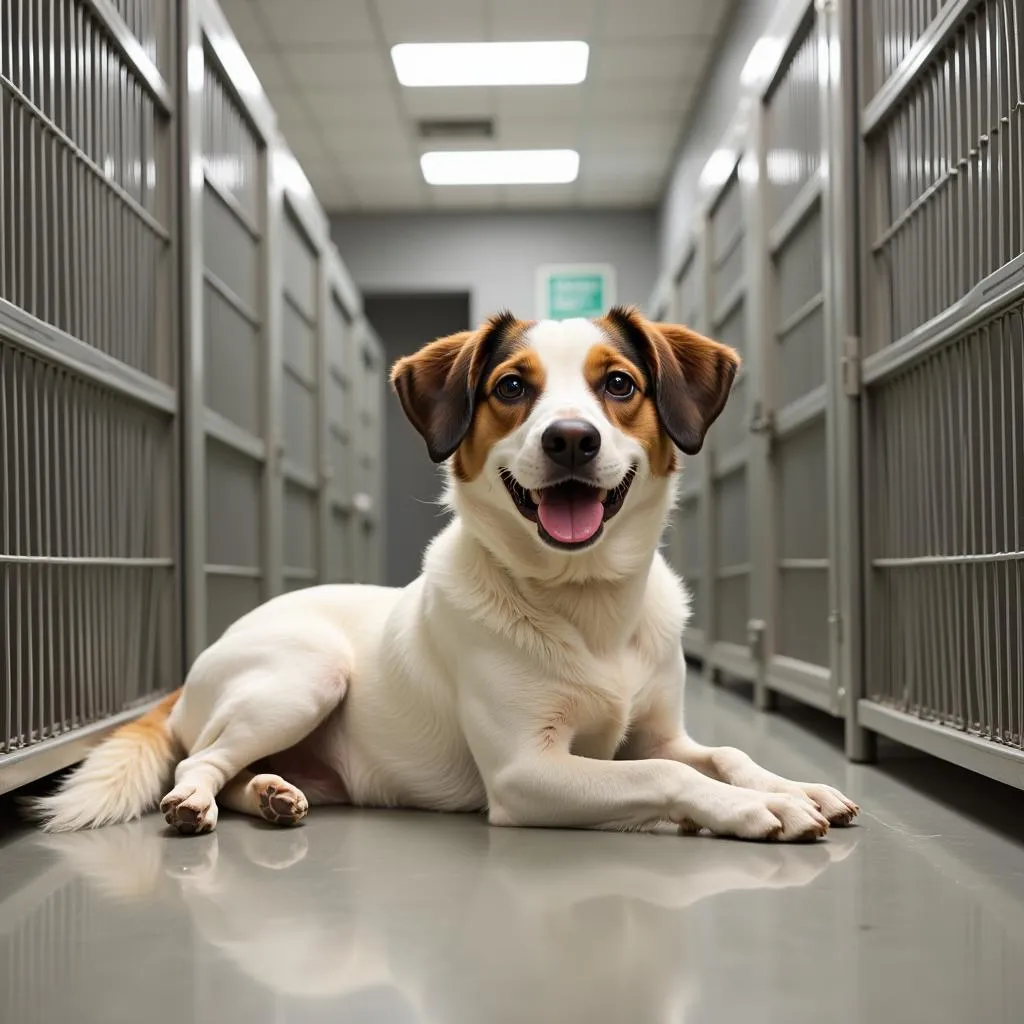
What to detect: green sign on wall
<box><xmin>536</xmin><ymin>264</ymin><xmax>616</xmax><ymax>320</ymax></box>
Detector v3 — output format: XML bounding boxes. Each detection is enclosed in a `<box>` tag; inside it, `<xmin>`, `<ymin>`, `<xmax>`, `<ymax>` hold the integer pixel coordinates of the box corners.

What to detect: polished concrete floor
<box><xmin>2</xmin><ymin>679</ymin><xmax>1024</xmax><ymax>1024</ymax></box>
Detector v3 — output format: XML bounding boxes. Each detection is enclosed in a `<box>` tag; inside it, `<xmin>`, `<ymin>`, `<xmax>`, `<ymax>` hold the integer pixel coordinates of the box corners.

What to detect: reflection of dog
<box><xmin>45</xmin><ymin>817</ymin><xmax>858</xmax><ymax>1019</ymax></box>
<box><xmin>33</xmin><ymin>308</ymin><xmax>858</xmax><ymax>840</ymax></box>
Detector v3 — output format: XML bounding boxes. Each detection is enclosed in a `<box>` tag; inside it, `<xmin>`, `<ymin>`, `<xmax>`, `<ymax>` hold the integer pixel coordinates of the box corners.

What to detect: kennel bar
<box><xmin>855</xmin><ymin>0</ymin><xmax>1024</xmax><ymax>785</ymax></box>
<box><xmin>0</xmin><ymin>0</ymin><xmax>179</xmax><ymax>791</ymax></box>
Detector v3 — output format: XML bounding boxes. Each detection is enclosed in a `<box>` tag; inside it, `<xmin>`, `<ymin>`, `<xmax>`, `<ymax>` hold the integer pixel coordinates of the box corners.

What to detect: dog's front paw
<box><xmin>706</xmin><ymin>791</ymin><xmax>831</xmax><ymax>843</ymax></box>
<box><xmin>160</xmin><ymin>785</ymin><xmax>218</xmax><ymax>835</ymax></box>
<box><xmin>797</xmin><ymin>783</ymin><xmax>859</xmax><ymax>827</ymax></box>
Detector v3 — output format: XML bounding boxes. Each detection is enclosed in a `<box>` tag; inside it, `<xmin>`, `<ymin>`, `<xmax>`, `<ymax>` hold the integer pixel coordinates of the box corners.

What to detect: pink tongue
<box><xmin>537</xmin><ymin>486</ymin><xmax>605</xmax><ymax>545</ymax></box>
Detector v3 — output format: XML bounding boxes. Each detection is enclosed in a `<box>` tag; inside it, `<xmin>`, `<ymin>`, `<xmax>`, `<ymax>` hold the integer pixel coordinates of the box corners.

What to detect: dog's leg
<box><xmin>655</xmin><ymin>737</ymin><xmax>859</xmax><ymax>827</ymax></box>
<box><xmin>161</xmin><ymin>662</ymin><xmax>347</xmax><ymax>836</ymax></box>
<box><xmin>623</xmin><ymin>648</ymin><xmax>859</xmax><ymax>829</ymax></box>
<box><xmin>219</xmin><ymin>771</ymin><xmax>310</xmax><ymax>827</ymax></box>
<box><xmin>485</xmin><ymin>753</ymin><xmax>830</xmax><ymax>840</ymax></box>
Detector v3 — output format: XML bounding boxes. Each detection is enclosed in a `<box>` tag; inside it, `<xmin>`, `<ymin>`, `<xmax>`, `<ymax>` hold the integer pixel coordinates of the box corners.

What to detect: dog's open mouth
<box><xmin>499</xmin><ymin>467</ymin><xmax>637</xmax><ymax>550</ymax></box>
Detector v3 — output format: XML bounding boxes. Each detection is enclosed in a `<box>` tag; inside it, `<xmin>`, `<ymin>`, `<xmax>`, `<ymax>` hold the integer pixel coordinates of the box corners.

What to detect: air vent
<box><xmin>416</xmin><ymin>118</ymin><xmax>495</xmax><ymax>140</ymax></box>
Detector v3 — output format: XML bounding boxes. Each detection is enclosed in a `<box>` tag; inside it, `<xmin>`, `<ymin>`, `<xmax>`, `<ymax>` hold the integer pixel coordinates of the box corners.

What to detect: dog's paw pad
<box><xmin>254</xmin><ymin>776</ymin><xmax>309</xmax><ymax>827</ymax></box>
<box><xmin>160</xmin><ymin>788</ymin><xmax>217</xmax><ymax>835</ymax></box>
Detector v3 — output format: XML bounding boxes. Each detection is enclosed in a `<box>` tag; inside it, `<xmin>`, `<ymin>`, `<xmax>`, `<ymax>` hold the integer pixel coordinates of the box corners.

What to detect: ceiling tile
<box><xmin>496</xmin><ymin>87</ymin><xmax>586</xmax><ymax>121</ymax></box>
<box><xmin>400</xmin><ymin>88</ymin><xmax>496</xmax><ymax>119</ymax></box>
<box><xmin>579</xmin><ymin>178</ymin><xmax>659</xmax><ymax>205</ymax></box>
<box><xmin>430</xmin><ymin>186</ymin><xmax>503</xmax><ymax>208</ymax></box>
<box><xmin>488</xmin><ymin>0</ymin><xmax>598</xmax><ymax>40</ymax></box>
<box><xmin>597</xmin><ymin>0</ymin><xmax>730</xmax><ymax>40</ymax></box>
<box><xmin>302</xmin><ymin>88</ymin><xmax>404</xmax><ymax>124</ymax></box>
<box><xmin>255</xmin><ymin>0</ymin><xmax>377</xmax><ymax>45</ymax></box>
<box><xmin>246</xmin><ymin>49</ymin><xmax>293</xmax><ymax>90</ymax></box>
<box><xmin>375</xmin><ymin>0</ymin><xmax>487</xmax><ymax>43</ymax></box>
<box><xmin>495</xmin><ymin>117</ymin><xmax>581</xmax><ymax>148</ymax></box>
<box><xmin>280</xmin><ymin>48</ymin><xmax>392</xmax><ymax>89</ymax></box>
<box><xmin>588</xmin><ymin>39</ymin><xmax>712</xmax><ymax>87</ymax></box>
<box><xmin>500</xmin><ymin>184</ymin><xmax>579</xmax><ymax>208</ymax></box>
<box><xmin>218</xmin><ymin>0</ymin><xmax>272</xmax><ymax>48</ymax></box>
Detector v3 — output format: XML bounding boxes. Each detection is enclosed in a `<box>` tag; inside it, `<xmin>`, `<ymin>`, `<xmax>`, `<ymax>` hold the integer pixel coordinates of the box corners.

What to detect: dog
<box><xmin>32</xmin><ymin>306</ymin><xmax>858</xmax><ymax>839</ymax></box>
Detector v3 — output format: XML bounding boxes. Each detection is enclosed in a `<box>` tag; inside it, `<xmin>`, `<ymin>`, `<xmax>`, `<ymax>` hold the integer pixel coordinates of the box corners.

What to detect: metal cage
<box><xmin>1</xmin><ymin>0</ymin><xmax>179</xmax><ymax>790</ymax></box>
<box><xmin>0</xmin><ymin>0</ymin><xmax>384</xmax><ymax>793</ymax></box>
<box><xmin>856</xmin><ymin>0</ymin><xmax>1024</xmax><ymax>785</ymax></box>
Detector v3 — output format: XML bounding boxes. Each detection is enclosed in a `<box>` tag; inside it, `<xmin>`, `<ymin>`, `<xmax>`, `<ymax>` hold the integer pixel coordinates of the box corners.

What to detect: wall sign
<box><xmin>536</xmin><ymin>264</ymin><xmax>616</xmax><ymax>320</ymax></box>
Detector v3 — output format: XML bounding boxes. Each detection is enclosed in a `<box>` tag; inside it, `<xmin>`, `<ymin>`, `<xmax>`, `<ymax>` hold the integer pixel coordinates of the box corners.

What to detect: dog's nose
<box><xmin>541</xmin><ymin>419</ymin><xmax>601</xmax><ymax>470</ymax></box>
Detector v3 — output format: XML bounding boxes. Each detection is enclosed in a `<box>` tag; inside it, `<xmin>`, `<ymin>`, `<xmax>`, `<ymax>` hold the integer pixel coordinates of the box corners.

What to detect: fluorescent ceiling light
<box><xmin>392</xmin><ymin>41</ymin><xmax>589</xmax><ymax>87</ymax></box>
<box><xmin>421</xmin><ymin>149</ymin><xmax>580</xmax><ymax>186</ymax></box>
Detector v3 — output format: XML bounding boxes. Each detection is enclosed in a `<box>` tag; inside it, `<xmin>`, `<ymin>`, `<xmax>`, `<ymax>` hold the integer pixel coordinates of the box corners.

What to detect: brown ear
<box><xmin>390</xmin><ymin>330</ymin><xmax>481</xmax><ymax>463</ymax></box>
<box><xmin>606</xmin><ymin>306</ymin><xmax>741</xmax><ymax>455</ymax></box>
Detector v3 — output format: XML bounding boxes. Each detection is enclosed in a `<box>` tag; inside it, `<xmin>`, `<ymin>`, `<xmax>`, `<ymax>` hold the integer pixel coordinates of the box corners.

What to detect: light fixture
<box><xmin>421</xmin><ymin>149</ymin><xmax>580</xmax><ymax>186</ymax></box>
<box><xmin>392</xmin><ymin>41</ymin><xmax>589</xmax><ymax>88</ymax></box>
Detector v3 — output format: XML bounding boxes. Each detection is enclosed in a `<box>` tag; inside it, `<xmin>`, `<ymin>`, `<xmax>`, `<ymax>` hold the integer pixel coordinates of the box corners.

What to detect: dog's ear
<box><xmin>606</xmin><ymin>306</ymin><xmax>740</xmax><ymax>455</ymax></box>
<box><xmin>391</xmin><ymin>330</ymin><xmax>482</xmax><ymax>463</ymax></box>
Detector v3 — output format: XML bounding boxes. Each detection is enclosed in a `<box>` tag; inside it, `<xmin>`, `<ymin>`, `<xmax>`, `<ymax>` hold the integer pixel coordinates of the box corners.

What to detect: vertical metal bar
<box><xmin>181</xmin><ymin>0</ymin><xmax>208</xmax><ymax>661</ymax></box>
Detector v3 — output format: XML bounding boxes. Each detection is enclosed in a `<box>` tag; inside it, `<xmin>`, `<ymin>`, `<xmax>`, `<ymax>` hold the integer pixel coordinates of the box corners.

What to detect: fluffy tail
<box><xmin>28</xmin><ymin>689</ymin><xmax>183</xmax><ymax>832</ymax></box>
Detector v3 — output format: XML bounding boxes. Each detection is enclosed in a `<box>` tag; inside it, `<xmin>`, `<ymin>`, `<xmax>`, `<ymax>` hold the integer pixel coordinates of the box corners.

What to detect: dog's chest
<box><xmin>566</xmin><ymin>644</ymin><xmax>650</xmax><ymax>760</ymax></box>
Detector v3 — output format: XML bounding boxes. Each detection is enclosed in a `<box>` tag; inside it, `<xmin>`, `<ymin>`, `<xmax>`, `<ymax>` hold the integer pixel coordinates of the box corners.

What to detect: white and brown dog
<box><xmin>33</xmin><ymin>307</ymin><xmax>858</xmax><ymax>840</ymax></box>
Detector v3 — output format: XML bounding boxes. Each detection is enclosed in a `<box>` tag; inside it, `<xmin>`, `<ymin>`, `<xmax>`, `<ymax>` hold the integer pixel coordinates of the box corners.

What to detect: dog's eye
<box><xmin>494</xmin><ymin>375</ymin><xmax>526</xmax><ymax>402</ymax></box>
<box><xmin>605</xmin><ymin>371</ymin><xmax>636</xmax><ymax>399</ymax></box>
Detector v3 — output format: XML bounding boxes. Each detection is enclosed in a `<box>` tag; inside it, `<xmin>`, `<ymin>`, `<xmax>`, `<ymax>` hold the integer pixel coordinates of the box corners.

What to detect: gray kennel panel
<box><xmin>764</xmin><ymin>9</ymin><xmax>821</xmax><ymax>224</ymax></box>
<box><xmin>206</xmin><ymin>575</ymin><xmax>262</xmax><ymax>645</ymax></box>
<box><xmin>709</xmin><ymin>171</ymin><xmax>745</xmax><ymax>307</ymax></box>
<box><xmin>203</xmin><ymin>188</ymin><xmax>260</xmax><ymax>311</ymax></box>
<box><xmin>714</xmin><ymin>467</ymin><xmax>750</xmax><ymax>572</ymax></box>
<box><xmin>861</xmin><ymin>0</ymin><xmax>948</xmax><ymax>96</ymax></box>
<box><xmin>283</xmin><ymin>372</ymin><xmax>318</xmax><ymax>474</ymax></box>
<box><xmin>778</xmin><ymin>567</ymin><xmax>831</xmax><ymax>668</ymax></box>
<box><xmin>202</xmin><ymin>56</ymin><xmax>261</xmax><ymax>226</ymax></box>
<box><xmin>0</xmin><ymin>0</ymin><xmax>175</xmax><ymax>383</ymax></box>
<box><xmin>203</xmin><ymin>285</ymin><xmax>262</xmax><ymax>435</ymax></box>
<box><xmin>1</xmin><ymin>0</ymin><xmax>178</xmax><ymax>778</ymax></box>
<box><xmin>283</xmin><ymin>297</ymin><xmax>317</xmax><ymax>384</ymax></box>
<box><xmin>283</xmin><ymin>482</ymin><xmax>318</xmax><ymax>575</ymax></box>
<box><xmin>862</xmin><ymin>0</ymin><xmax>1024</xmax><ymax>353</ymax></box>
<box><xmin>776</xmin><ymin>418</ymin><xmax>828</xmax><ymax>562</ymax></box>
<box><xmin>282</xmin><ymin>211</ymin><xmax>318</xmax><ymax>322</ymax></box>
<box><xmin>773</xmin><ymin>205</ymin><xmax>825</xmax><ymax>406</ymax></box>
<box><xmin>712</xmin><ymin>295</ymin><xmax>747</xmax><ymax>359</ymax></box>
<box><xmin>0</xmin><ymin>344</ymin><xmax>177</xmax><ymax>756</ymax></box>
<box><xmin>713</xmin><ymin>371</ymin><xmax>749</xmax><ymax>456</ymax></box>
<box><xmin>864</xmin><ymin>302</ymin><xmax>1024</xmax><ymax>750</ymax></box>
<box><xmin>329</xmin><ymin>506</ymin><xmax>354</xmax><ymax>583</ymax></box>
<box><xmin>205</xmin><ymin>440</ymin><xmax>262</xmax><ymax>570</ymax></box>
<box><xmin>715</xmin><ymin>575</ymin><xmax>750</xmax><ymax>648</ymax></box>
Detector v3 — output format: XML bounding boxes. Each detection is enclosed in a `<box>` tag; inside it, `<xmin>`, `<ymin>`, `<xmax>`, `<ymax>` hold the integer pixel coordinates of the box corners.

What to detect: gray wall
<box><xmin>364</xmin><ymin>292</ymin><xmax>471</xmax><ymax>587</ymax></box>
<box><xmin>331</xmin><ymin>210</ymin><xmax>658</xmax><ymax>325</ymax></box>
<box><xmin>658</xmin><ymin>0</ymin><xmax>782</xmax><ymax>268</ymax></box>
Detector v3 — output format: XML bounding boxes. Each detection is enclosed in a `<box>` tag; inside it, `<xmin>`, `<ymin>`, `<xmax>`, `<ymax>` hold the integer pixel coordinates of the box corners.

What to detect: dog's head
<box><xmin>391</xmin><ymin>306</ymin><xmax>739</xmax><ymax>568</ymax></box>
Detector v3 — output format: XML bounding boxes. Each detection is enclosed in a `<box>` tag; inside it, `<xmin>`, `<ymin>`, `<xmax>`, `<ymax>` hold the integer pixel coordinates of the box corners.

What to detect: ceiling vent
<box><xmin>416</xmin><ymin>118</ymin><xmax>495</xmax><ymax>140</ymax></box>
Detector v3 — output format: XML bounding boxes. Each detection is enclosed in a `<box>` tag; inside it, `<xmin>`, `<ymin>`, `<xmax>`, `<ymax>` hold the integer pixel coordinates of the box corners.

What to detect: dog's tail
<box><xmin>27</xmin><ymin>689</ymin><xmax>183</xmax><ymax>832</ymax></box>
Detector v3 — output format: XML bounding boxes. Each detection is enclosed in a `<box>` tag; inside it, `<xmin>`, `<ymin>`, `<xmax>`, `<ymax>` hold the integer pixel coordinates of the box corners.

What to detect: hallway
<box><xmin>3</xmin><ymin>678</ymin><xmax>1023</xmax><ymax>1024</ymax></box>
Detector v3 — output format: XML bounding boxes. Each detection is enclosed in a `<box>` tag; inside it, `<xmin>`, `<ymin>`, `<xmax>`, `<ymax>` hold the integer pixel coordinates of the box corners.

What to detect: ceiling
<box><xmin>217</xmin><ymin>0</ymin><xmax>733</xmax><ymax>212</ymax></box>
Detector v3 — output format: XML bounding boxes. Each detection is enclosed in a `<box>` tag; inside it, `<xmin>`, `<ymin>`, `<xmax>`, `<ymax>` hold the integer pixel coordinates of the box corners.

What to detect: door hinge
<box><xmin>828</xmin><ymin>610</ymin><xmax>843</xmax><ymax>647</ymax></box>
<box><xmin>747</xmin><ymin>619</ymin><xmax>767</xmax><ymax>661</ymax></box>
<box><xmin>841</xmin><ymin>335</ymin><xmax>861</xmax><ymax>397</ymax></box>
<box><xmin>749</xmin><ymin>401</ymin><xmax>775</xmax><ymax>438</ymax></box>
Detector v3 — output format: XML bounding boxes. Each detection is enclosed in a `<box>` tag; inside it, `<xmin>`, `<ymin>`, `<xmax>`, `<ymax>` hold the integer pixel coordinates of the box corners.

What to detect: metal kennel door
<box><xmin>854</xmin><ymin>0</ymin><xmax>1024</xmax><ymax>787</ymax></box>
<box><xmin>1</xmin><ymin>0</ymin><xmax>180</xmax><ymax>791</ymax></box>
<box><xmin>180</xmin><ymin>0</ymin><xmax>279</xmax><ymax>655</ymax></box>
<box><xmin>749</xmin><ymin>0</ymin><xmax>845</xmax><ymax>715</ymax></box>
